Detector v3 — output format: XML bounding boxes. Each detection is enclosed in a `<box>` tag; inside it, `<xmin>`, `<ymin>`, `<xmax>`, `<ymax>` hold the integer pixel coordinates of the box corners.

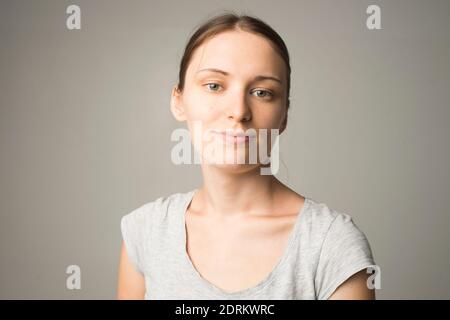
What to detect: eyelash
<box><xmin>204</xmin><ymin>83</ymin><xmax>274</xmax><ymax>99</ymax></box>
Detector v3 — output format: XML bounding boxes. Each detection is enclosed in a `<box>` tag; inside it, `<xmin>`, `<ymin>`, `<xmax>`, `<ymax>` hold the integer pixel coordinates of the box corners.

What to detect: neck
<box><xmin>195</xmin><ymin>164</ymin><xmax>282</xmax><ymax>219</ymax></box>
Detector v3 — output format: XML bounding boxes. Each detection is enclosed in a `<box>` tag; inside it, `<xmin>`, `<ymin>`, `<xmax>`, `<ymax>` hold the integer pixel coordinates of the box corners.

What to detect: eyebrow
<box><xmin>196</xmin><ymin>68</ymin><xmax>282</xmax><ymax>84</ymax></box>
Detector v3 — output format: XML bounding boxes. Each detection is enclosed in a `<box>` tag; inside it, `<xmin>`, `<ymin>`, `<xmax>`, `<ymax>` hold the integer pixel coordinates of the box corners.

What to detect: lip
<box><xmin>211</xmin><ymin>129</ymin><xmax>256</xmax><ymax>144</ymax></box>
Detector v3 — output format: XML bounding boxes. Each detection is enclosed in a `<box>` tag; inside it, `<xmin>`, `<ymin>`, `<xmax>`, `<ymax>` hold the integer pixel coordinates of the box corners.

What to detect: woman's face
<box><xmin>171</xmin><ymin>29</ymin><xmax>288</xmax><ymax>170</ymax></box>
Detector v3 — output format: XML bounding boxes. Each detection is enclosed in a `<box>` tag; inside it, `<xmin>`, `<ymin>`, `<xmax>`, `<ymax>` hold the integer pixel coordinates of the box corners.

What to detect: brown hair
<box><xmin>176</xmin><ymin>12</ymin><xmax>292</xmax><ymax>110</ymax></box>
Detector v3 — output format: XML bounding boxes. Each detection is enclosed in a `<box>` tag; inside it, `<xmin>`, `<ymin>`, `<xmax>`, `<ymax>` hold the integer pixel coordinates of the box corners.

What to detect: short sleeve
<box><xmin>120</xmin><ymin>210</ymin><xmax>145</xmax><ymax>275</ymax></box>
<box><xmin>315</xmin><ymin>213</ymin><xmax>376</xmax><ymax>300</ymax></box>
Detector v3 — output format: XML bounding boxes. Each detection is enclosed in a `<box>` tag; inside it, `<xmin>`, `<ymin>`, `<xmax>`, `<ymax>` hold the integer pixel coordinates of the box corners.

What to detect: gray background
<box><xmin>1</xmin><ymin>0</ymin><xmax>449</xmax><ymax>299</ymax></box>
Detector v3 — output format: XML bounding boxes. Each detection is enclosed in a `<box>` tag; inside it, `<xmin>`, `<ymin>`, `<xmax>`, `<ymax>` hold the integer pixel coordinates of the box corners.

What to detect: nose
<box><xmin>226</xmin><ymin>90</ymin><xmax>252</xmax><ymax>122</ymax></box>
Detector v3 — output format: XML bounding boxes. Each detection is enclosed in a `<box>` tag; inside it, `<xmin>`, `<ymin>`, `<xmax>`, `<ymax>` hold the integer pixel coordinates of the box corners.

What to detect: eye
<box><xmin>204</xmin><ymin>83</ymin><xmax>222</xmax><ymax>91</ymax></box>
<box><xmin>252</xmin><ymin>89</ymin><xmax>273</xmax><ymax>99</ymax></box>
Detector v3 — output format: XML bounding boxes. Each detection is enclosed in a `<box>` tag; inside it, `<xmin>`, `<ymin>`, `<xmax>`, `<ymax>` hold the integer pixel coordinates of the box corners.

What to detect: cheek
<box><xmin>183</xmin><ymin>93</ymin><xmax>220</xmax><ymax>145</ymax></box>
<box><xmin>184</xmin><ymin>93</ymin><xmax>221</xmax><ymax>122</ymax></box>
<box><xmin>253</xmin><ymin>107</ymin><xmax>286</xmax><ymax>128</ymax></box>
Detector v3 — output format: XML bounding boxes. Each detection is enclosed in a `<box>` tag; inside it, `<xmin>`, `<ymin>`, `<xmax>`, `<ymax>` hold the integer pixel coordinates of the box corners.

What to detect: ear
<box><xmin>170</xmin><ymin>85</ymin><xmax>187</xmax><ymax>122</ymax></box>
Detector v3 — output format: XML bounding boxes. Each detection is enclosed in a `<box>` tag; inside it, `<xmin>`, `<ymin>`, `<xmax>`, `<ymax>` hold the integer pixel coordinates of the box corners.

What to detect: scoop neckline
<box><xmin>180</xmin><ymin>188</ymin><xmax>311</xmax><ymax>298</ymax></box>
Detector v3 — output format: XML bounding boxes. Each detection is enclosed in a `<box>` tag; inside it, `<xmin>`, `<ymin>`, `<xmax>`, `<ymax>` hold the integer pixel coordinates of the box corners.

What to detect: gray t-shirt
<box><xmin>120</xmin><ymin>188</ymin><xmax>376</xmax><ymax>300</ymax></box>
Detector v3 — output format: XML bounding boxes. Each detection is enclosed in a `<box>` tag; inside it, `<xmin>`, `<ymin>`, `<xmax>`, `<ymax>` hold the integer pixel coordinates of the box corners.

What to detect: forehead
<box><xmin>186</xmin><ymin>30</ymin><xmax>286</xmax><ymax>81</ymax></box>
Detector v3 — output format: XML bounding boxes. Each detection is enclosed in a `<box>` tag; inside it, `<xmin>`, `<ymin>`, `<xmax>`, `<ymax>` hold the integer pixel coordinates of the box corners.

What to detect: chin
<box><xmin>208</xmin><ymin>162</ymin><xmax>262</xmax><ymax>175</ymax></box>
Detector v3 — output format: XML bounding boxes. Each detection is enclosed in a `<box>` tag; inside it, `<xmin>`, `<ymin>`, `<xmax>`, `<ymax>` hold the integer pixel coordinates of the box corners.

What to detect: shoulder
<box><xmin>308</xmin><ymin>199</ymin><xmax>371</xmax><ymax>251</ymax></box>
<box><xmin>303</xmin><ymin>197</ymin><xmax>359</xmax><ymax>239</ymax></box>
<box><xmin>303</xmin><ymin>198</ymin><xmax>376</xmax><ymax>299</ymax></box>
<box><xmin>120</xmin><ymin>189</ymin><xmax>195</xmax><ymax>232</ymax></box>
<box><xmin>119</xmin><ymin>190</ymin><xmax>194</xmax><ymax>275</ymax></box>
<box><xmin>301</xmin><ymin>197</ymin><xmax>375</xmax><ymax>274</ymax></box>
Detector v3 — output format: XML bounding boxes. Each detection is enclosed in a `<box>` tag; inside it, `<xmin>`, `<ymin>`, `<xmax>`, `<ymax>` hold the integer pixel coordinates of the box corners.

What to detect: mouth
<box><xmin>211</xmin><ymin>129</ymin><xmax>257</xmax><ymax>144</ymax></box>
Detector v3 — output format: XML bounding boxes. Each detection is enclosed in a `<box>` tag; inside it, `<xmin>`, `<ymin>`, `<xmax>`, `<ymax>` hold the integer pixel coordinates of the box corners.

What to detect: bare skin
<box><xmin>185</xmin><ymin>177</ymin><xmax>305</xmax><ymax>293</ymax></box>
<box><xmin>117</xmin><ymin>241</ymin><xmax>145</xmax><ymax>299</ymax></box>
<box><xmin>117</xmin><ymin>28</ymin><xmax>375</xmax><ymax>299</ymax></box>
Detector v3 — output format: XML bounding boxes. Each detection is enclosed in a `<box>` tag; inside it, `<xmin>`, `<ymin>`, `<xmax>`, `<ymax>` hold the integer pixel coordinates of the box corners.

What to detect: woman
<box><xmin>117</xmin><ymin>12</ymin><xmax>376</xmax><ymax>300</ymax></box>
